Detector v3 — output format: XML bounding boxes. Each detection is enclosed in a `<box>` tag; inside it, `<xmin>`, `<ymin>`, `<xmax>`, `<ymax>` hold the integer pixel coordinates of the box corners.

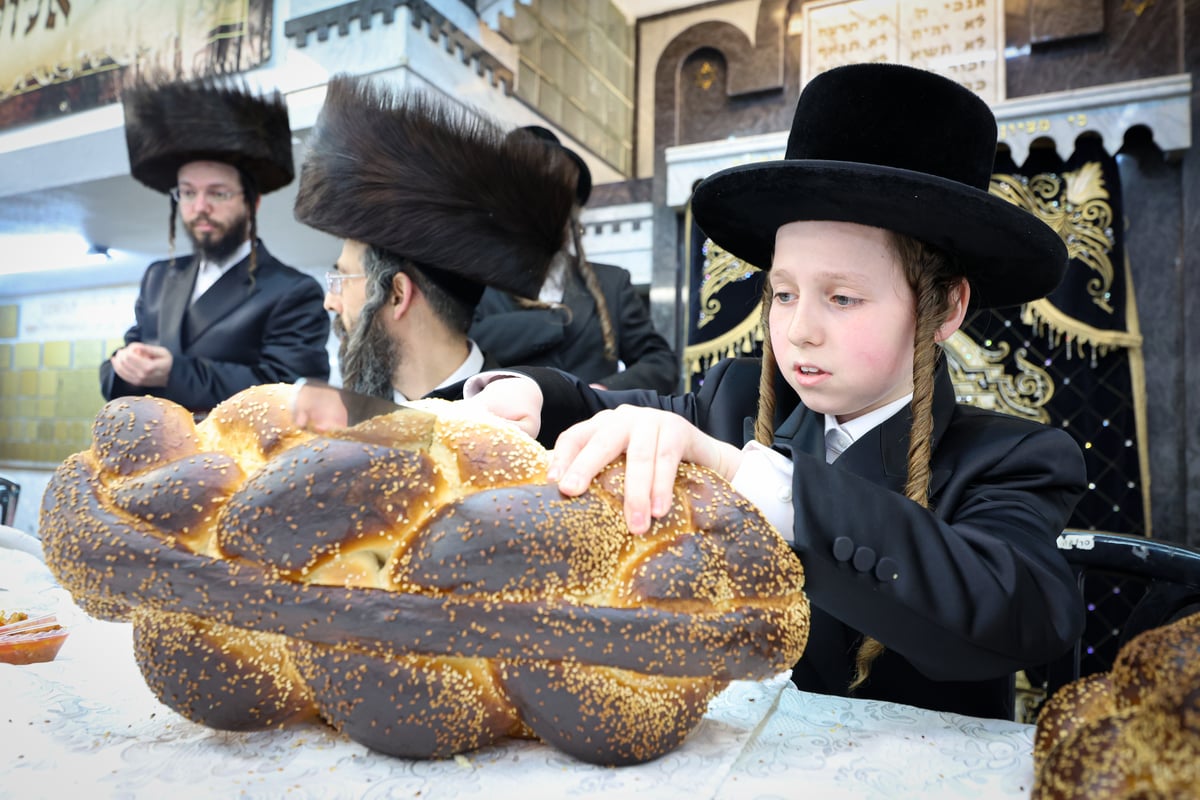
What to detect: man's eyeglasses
<box><xmin>169</xmin><ymin>186</ymin><xmax>243</xmax><ymax>205</ymax></box>
<box><xmin>325</xmin><ymin>272</ymin><xmax>366</xmax><ymax>295</ymax></box>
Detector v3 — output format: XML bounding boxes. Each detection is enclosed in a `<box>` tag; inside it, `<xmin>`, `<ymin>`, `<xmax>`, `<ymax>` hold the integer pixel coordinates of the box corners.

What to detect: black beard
<box><xmin>336</xmin><ymin>311</ymin><xmax>401</xmax><ymax>400</ymax></box>
<box><xmin>186</xmin><ymin>211</ymin><xmax>248</xmax><ymax>263</ymax></box>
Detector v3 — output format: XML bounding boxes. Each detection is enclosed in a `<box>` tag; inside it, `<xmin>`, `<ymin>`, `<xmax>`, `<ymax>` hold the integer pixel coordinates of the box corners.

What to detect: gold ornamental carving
<box><xmin>695</xmin><ymin>239</ymin><xmax>760</xmax><ymax>330</ymax></box>
<box><xmin>682</xmin><ymin>238</ymin><xmax>764</xmax><ymax>390</ymax></box>
<box><xmin>989</xmin><ymin>161</ymin><xmax>1116</xmax><ymax>314</ymax></box>
<box><xmin>1122</xmin><ymin>0</ymin><xmax>1155</xmax><ymax>17</ymax></box>
<box><xmin>944</xmin><ymin>331</ymin><xmax>1054</xmax><ymax>423</ymax></box>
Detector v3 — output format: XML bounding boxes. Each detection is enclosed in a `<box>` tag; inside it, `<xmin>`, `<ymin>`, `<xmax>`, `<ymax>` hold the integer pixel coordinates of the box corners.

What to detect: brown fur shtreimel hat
<box><xmin>122</xmin><ymin>75</ymin><xmax>294</xmax><ymax>195</ymax></box>
<box><xmin>690</xmin><ymin>62</ymin><xmax>1068</xmax><ymax>309</ymax></box>
<box><xmin>293</xmin><ymin>75</ymin><xmax>578</xmax><ymax>301</ymax></box>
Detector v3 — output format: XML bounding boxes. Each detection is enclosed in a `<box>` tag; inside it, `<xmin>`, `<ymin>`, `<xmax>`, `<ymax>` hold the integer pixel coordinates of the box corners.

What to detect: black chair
<box><xmin>0</xmin><ymin>476</ymin><xmax>17</xmax><ymax>527</ymax></box>
<box><xmin>1018</xmin><ymin>530</ymin><xmax>1200</xmax><ymax>721</ymax></box>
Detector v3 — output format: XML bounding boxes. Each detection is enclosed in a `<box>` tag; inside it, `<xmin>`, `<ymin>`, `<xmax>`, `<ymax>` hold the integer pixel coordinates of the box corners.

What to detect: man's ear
<box><xmin>934</xmin><ymin>277</ymin><xmax>971</xmax><ymax>343</ymax></box>
<box><xmin>390</xmin><ymin>272</ymin><xmax>416</xmax><ymax>320</ymax></box>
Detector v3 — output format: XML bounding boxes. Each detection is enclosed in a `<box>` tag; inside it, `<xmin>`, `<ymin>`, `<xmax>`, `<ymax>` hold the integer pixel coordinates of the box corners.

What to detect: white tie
<box><xmin>826</xmin><ymin>428</ymin><xmax>853</xmax><ymax>463</ymax></box>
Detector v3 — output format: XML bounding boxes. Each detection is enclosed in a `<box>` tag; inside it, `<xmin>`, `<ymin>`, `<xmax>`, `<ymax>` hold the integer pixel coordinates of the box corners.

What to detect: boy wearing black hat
<box><xmin>100</xmin><ymin>76</ymin><xmax>330</xmax><ymax>415</ymax></box>
<box><xmin>467</xmin><ymin>63</ymin><xmax>1087</xmax><ymax>720</ymax></box>
<box><xmin>293</xmin><ymin>76</ymin><xmax>577</xmax><ymax>402</ymax></box>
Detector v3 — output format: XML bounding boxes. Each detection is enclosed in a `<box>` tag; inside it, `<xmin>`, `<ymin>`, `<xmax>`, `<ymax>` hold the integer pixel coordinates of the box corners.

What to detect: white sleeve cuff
<box><xmin>730</xmin><ymin>442</ymin><xmax>795</xmax><ymax>544</ymax></box>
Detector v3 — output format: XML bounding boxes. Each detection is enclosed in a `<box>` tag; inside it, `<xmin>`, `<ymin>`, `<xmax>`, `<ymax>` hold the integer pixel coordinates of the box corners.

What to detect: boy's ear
<box><xmin>934</xmin><ymin>278</ymin><xmax>971</xmax><ymax>343</ymax></box>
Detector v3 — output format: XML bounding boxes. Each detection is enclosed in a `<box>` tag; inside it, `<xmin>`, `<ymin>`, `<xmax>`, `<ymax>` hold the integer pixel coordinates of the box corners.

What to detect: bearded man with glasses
<box><xmin>100</xmin><ymin>75</ymin><xmax>330</xmax><ymax>417</ymax></box>
<box><xmin>293</xmin><ymin>76</ymin><xmax>576</xmax><ymax>403</ymax></box>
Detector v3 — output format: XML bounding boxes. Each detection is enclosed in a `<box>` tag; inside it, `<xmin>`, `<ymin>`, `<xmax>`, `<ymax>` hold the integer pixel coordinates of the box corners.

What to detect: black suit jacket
<box><xmin>522</xmin><ymin>357</ymin><xmax>1086</xmax><ymax>719</ymax></box>
<box><xmin>469</xmin><ymin>261</ymin><xmax>678</xmax><ymax>393</ymax></box>
<box><xmin>100</xmin><ymin>243</ymin><xmax>330</xmax><ymax>413</ymax></box>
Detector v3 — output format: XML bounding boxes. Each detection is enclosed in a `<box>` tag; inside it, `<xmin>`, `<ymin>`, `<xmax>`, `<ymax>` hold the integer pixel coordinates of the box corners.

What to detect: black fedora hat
<box><xmin>691</xmin><ymin>63</ymin><xmax>1067</xmax><ymax>309</ymax></box>
<box><xmin>513</xmin><ymin>125</ymin><xmax>592</xmax><ymax>206</ymax></box>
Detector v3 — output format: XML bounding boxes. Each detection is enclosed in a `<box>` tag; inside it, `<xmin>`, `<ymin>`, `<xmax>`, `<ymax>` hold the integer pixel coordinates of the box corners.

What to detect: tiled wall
<box><xmin>0</xmin><ymin>302</ymin><xmax>114</xmax><ymax>465</ymax></box>
<box><xmin>501</xmin><ymin>0</ymin><xmax>634</xmax><ymax>173</ymax></box>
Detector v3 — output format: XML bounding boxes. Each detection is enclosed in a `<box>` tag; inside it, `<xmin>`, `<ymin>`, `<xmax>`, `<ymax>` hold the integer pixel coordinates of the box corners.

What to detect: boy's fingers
<box><xmin>649</xmin><ymin>446</ymin><xmax>681</xmax><ymax>520</ymax></box>
<box><xmin>549</xmin><ymin>415</ymin><xmax>613</xmax><ymax>493</ymax></box>
<box><xmin>548</xmin><ymin>420</ymin><xmax>594</xmax><ymax>482</ymax></box>
<box><xmin>621</xmin><ymin>417</ymin><xmax>661</xmax><ymax>534</ymax></box>
<box><xmin>548</xmin><ymin>409</ymin><xmax>692</xmax><ymax>535</ymax></box>
<box><xmin>558</xmin><ymin>430</ymin><xmax>626</xmax><ymax>496</ymax></box>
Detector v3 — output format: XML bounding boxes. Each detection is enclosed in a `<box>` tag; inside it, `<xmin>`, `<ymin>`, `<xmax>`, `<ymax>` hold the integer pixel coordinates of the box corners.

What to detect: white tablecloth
<box><xmin>1</xmin><ymin>544</ymin><xmax>1035</xmax><ymax>799</ymax></box>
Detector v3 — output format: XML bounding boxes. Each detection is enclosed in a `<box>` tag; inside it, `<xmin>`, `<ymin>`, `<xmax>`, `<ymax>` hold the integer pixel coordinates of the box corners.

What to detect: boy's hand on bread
<box><xmin>550</xmin><ymin>405</ymin><xmax>742</xmax><ymax>535</ymax></box>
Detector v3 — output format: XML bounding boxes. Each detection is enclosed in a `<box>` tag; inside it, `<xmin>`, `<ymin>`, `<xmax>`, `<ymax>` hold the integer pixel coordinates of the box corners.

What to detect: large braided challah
<box><xmin>40</xmin><ymin>385</ymin><xmax>809</xmax><ymax>765</ymax></box>
<box><xmin>1032</xmin><ymin>610</ymin><xmax>1200</xmax><ymax>798</ymax></box>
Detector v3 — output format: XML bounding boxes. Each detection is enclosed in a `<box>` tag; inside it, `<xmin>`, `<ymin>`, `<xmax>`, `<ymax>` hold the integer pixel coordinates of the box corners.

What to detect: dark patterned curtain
<box><xmin>975</xmin><ymin>135</ymin><xmax>1149</xmax><ymax>537</ymax></box>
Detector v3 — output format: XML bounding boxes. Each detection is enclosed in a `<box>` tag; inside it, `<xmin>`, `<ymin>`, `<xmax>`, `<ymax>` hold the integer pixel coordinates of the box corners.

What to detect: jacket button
<box><xmin>832</xmin><ymin>536</ymin><xmax>854</xmax><ymax>562</ymax></box>
<box><xmin>875</xmin><ymin>557</ymin><xmax>900</xmax><ymax>582</ymax></box>
<box><xmin>852</xmin><ymin>546</ymin><xmax>876</xmax><ymax>572</ymax></box>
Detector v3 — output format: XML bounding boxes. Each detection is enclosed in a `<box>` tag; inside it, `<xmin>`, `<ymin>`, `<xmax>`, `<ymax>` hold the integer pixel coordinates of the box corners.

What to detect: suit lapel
<box><xmin>158</xmin><ymin>257</ymin><xmax>197</xmax><ymax>351</ymax></box>
<box><xmin>184</xmin><ymin>250</ymin><xmax>258</xmax><ymax>346</ymax></box>
<box><xmin>837</xmin><ymin>416</ymin><xmax>909</xmax><ymax>493</ymax></box>
<box><xmin>561</xmin><ymin>265</ymin><xmax>598</xmax><ymax>327</ymax></box>
<box><xmin>480</xmin><ymin>350</ymin><xmax>503</xmax><ymax>372</ymax></box>
<box><xmin>770</xmin><ymin>403</ymin><xmax>825</xmax><ymax>459</ymax></box>
<box><xmin>835</xmin><ymin>362</ymin><xmax>958</xmax><ymax>496</ymax></box>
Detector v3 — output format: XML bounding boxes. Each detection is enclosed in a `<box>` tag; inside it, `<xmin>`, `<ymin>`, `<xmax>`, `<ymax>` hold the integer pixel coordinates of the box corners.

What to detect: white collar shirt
<box><xmin>823</xmin><ymin>393</ymin><xmax>914</xmax><ymax>463</ymax></box>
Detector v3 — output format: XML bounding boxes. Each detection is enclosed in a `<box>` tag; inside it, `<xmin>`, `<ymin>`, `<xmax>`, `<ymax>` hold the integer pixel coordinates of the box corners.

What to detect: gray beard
<box><xmin>335</xmin><ymin>312</ymin><xmax>401</xmax><ymax>400</ymax></box>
